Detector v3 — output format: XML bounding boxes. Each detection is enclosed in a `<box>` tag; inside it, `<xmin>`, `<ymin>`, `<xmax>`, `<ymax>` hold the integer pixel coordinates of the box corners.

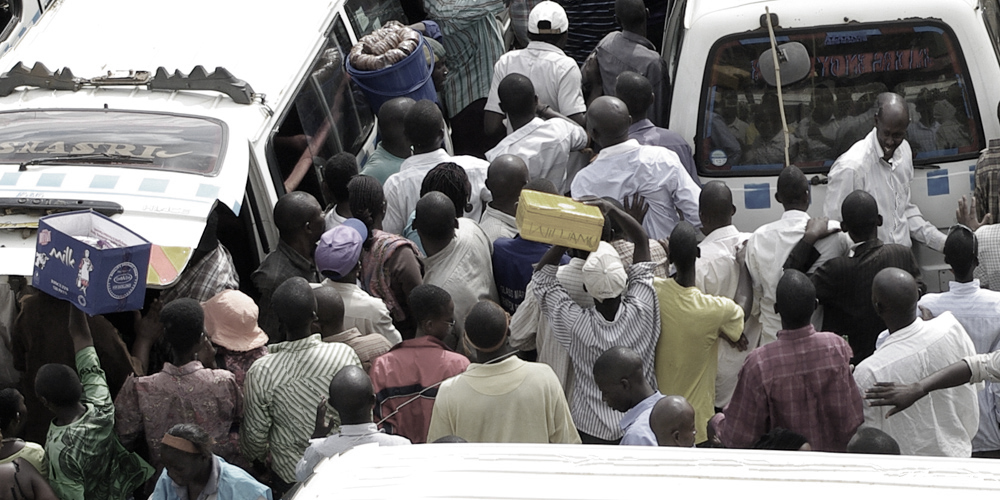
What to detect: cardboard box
<box><xmin>516</xmin><ymin>190</ymin><xmax>605</xmax><ymax>251</ymax></box>
<box><xmin>33</xmin><ymin>211</ymin><xmax>151</xmax><ymax>315</ymax></box>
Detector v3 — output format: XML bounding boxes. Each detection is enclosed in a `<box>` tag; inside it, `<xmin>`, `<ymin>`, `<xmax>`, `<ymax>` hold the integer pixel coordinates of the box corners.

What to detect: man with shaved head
<box><xmin>485</xmin><ymin>73</ymin><xmax>588</xmax><ymax>194</ymax></box>
<box><xmin>853</xmin><ymin>268</ymin><xmax>978</xmax><ymax>457</ymax></box>
<box><xmin>427</xmin><ymin>300</ymin><xmax>580</xmax><ymax>444</ymax></box>
<box><xmin>783</xmin><ymin>190</ymin><xmax>921</xmax><ymax>363</ymax></box>
<box><xmin>867</xmin><ymin>226</ymin><xmax>1000</xmax><ymax>456</ymax></box>
<box><xmin>650</xmin><ymin>396</ymin><xmax>696</xmax><ymax>447</ymax></box>
<box><xmin>695</xmin><ymin>181</ymin><xmax>754</xmax><ymax>408</ymax></box>
<box><xmin>480</xmin><ymin>154</ymin><xmax>530</xmax><ymax>242</ymax></box>
<box><xmin>710</xmin><ymin>270</ymin><xmax>862</xmax><ymax>452</ymax></box>
<box><xmin>360</xmin><ymin>97</ymin><xmax>414</xmax><ymax>185</ymax></box>
<box><xmin>571</xmin><ymin>96</ymin><xmax>701</xmax><ymax>239</ymax></box>
<box><xmin>654</xmin><ymin>221</ymin><xmax>745</xmax><ymax>444</ymax></box>
<box><xmin>252</xmin><ymin>191</ymin><xmax>324</xmax><ymax>341</ymax></box>
<box><xmin>581</xmin><ymin>0</ymin><xmax>667</xmax><ymax>126</ymax></box>
<box><xmin>825</xmin><ymin>92</ymin><xmax>947</xmax><ymax>251</ymax></box>
<box><xmin>295</xmin><ymin>365</ymin><xmax>410</xmax><ymax>481</ymax></box>
<box><xmin>415</xmin><ymin>192</ymin><xmax>499</xmax><ymax>351</ymax></box>
<box><xmin>593</xmin><ymin>346</ymin><xmax>662</xmax><ymax>446</ymax></box>
<box><xmin>746</xmin><ymin>166</ymin><xmax>851</xmax><ymax>345</ymax></box>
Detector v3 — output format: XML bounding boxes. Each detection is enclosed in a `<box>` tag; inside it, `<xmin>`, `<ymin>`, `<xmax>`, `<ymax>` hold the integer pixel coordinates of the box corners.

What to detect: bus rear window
<box><xmin>699</xmin><ymin>21</ymin><xmax>983</xmax><ymax>175</ymax></box>
<box><xmin>0</xmin><ymin>110</ymin><xmax>226</xmax><ymax>176</ymax></box>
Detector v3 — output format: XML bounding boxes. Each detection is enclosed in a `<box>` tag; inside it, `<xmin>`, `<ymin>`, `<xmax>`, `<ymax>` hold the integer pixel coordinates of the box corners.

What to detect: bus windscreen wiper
<box><xmin>18</xmin><ymin>153</ymin><xmax>154</xmax><ymax>172</ymax></box>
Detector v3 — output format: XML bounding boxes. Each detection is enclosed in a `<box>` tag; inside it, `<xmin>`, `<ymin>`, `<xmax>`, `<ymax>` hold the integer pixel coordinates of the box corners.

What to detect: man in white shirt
<box><xmin>916</xmin><ymin>225</ymin><xmax>1000</xmax><ymax>455</ymax></box>
<box><xmin>571</xmin><ymin>96</ymin><xmax>701</xmax><ymax>239</ymax></box>
<box><xmin>485</xmin><ymin>73</ymin><xmax>588</xmax><ymax>194</ymax></box>
<box><xmin>854</xmin><ymin>268</ymin><xmax>978</xmax><ymax>457</ymax></box>
<box><xmin>480</xmin><ymin>154</ymin><xmax>529</xmax><ymax>242</ymax></box>
<box><xmin>746</xmin><ymin>166</ymin><xmax>851</xmax><ymax>345</ymax></box>
<box><xmin>295</xmin><ymin>365</ymin><xmax>410</xmax><ymax>481</ymax></box>
<box><xmin>695</xmin><ymin>181</ymin><xmax>753</xmax><ymax>408</ymax></box>
<box><xmin>483</xmin><ymin>1</ymin><xmax>586</xmax><ymax>137</ymax></box>
<box><xmin>414</xmin><ymin>192</ymin><xmax>499</xmax><ymax>354</ymax></box>
<box><xmin>383</xmin><ymin>100</ymin><xmax>489</xmax><ymax>235</ymax></box>
<box><xmin>824</xmin><ymin>92</ymin><xmax>947</xmax><ymax>251</ymax></box>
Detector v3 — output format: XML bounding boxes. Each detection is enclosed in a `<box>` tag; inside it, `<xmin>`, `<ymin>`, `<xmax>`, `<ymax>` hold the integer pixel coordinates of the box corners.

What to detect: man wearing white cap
<box><xmin>483</xmin><ymin>0</ymin><xmax>587</xmax><ymax>138</ymax></box>
<box><xmin>314</xmin><ymin>219</ymin><xmax>402</xmax><ymax>345</ymax></box>
<box><xmin>533</xmin><ymin>199</ymin><xmax>660</xmax><ymax>444</ymax></box>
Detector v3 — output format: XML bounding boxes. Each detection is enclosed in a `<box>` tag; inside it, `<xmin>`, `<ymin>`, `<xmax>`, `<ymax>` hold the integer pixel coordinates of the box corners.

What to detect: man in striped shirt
<box><xmin>241</xmin><ymin>277</ymin><xmax>361</xmax><ymax>494</ymax></box>
<box><xmin>534</xmin><ymin>199</ymin><xmax>660</xmax><ymax>444</ymax></box>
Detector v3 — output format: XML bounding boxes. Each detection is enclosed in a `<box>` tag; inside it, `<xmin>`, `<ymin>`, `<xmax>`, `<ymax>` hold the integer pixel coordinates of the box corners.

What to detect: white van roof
<box><xmin>0</xmin><ymin>0</ymin><xmax>339</xmax><ymax>281</ymax></box>
<box><xmin>295</xmin><ymin>443</ymin><xmax>1000</xmax><ymax>498</ymax></box>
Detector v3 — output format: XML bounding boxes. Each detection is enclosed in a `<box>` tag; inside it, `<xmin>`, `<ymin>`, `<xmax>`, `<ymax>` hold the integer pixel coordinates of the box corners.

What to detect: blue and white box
<box><xmin>33</xmin><ymin>210</ymin><xmax>151</xmax><ymax>315</ymax></box>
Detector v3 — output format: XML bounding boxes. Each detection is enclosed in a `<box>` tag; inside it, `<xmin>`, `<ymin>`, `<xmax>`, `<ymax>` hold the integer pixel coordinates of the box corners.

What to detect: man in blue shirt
<box><xmin>593</xmin><ymin>346</ymin><xmax>663</xmax><ymax>446</ymax></box>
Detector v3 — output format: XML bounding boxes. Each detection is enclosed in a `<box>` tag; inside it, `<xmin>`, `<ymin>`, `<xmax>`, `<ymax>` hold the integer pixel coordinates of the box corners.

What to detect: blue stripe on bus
<box><xmin>744</xmin><ymin>183</ymin><xmax>771</xmax><ymax>210</ymax></box>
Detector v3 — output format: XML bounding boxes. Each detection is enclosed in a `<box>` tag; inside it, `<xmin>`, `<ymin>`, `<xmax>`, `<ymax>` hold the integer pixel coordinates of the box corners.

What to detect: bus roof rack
<box><xmin>0</xmin><ymin>62</ymin><xmax>261</xmax><ymax>104</ymax></box>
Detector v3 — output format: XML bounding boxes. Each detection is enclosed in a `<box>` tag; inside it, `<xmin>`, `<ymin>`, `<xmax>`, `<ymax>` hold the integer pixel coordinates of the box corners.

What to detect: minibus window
<box><xmin>697</xmin><ymin>21</ymin><xmax>984</xmax><ymax>176</ymax></box>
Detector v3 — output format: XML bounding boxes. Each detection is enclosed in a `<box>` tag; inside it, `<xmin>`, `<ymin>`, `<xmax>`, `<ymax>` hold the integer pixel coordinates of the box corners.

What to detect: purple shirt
<box><xmin>711</xmin><ymin>325</ymin><xmax>863</xmax><ymax>452</ymax></box>
<box><xmin>628</xmin><ymin>119</ymin><xmax>700</xmax><ymax>186</ymax></box>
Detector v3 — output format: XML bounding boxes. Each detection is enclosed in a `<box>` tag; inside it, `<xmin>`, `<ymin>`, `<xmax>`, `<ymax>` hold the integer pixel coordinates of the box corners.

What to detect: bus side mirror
<box><xmin>759</xmin><ymin>42</ymin><xmax>810</xmax><ymax>86</ymax></box>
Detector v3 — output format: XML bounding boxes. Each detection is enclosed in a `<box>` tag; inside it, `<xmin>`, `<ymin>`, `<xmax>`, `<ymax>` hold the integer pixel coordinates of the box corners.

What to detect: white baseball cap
<box><xmin>582</xmin><ymin>242</ymin><xmax>627</xmax><ymax>301</ymax></box>
<box><xmin>528</xmin><ymin>1</ymin><xmax>569</xmax><ymax>35</ymax></box>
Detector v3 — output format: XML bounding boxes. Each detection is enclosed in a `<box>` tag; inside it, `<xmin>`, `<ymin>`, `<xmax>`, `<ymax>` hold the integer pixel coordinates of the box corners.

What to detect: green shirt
<box><xmin>360</xmin><ymin>145</ymin><xmax>406</xmax><ymax>186</ymax></box>
<box><xmin>46</xmin><ymin>346</ymin><xmax>153</xmax><ymax>500</ymax></box>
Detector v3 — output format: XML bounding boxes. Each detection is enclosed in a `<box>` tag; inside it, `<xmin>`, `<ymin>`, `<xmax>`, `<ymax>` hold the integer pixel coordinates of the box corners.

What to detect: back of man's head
<box><xmin>272</xmin><ymin>277</ymin><xmax>318</xmax><ymax>338</ymax></box>
<box><xmin>464</xmin><ymin>300</ymin><xmax>508</xmax><ymax>352</ymax></box>
<box><xmin>486</xmin><ymin>155</ymin><xmax>530</xmax><ymax>204</ymax></box>
<box><xmin>650</xmin><ymin>395</ymin><xmax>696</xmax><ymax>447</ymax></box>
<box><xmin>698</xmin><ymin>181</ymin><xmax>735</xmax><ymax>230</ymax></box>
<box><xmin>497</xmin><ymin>73</ymin><xmax>536</xmax><ymax>118</ymax></box>
<box><xmin>841</xmin><ymin>190</ymin><xmax>880</xmax><ymax>239</ymax></box>
<box><xmin>587</xmin><ymin>96</ymin><xmax>632</xmax><ymax>148</ymax></box>
<box><xmin>404</xmin><ymin>100</ymin><xmax>445</xmax><ymax>151</ymax></box>
<box><xmin>421</xmin><ymin>162</ymin><xmax>470</xmax><ymax>218</ymax></box>
<box><xmin>329</xmin><ymin>365</ymin><xmax>376</xmax><ymax>424</ymax></box>
<box><xmin>775</xmin><ymin>166</ymin><xmax>809</xmax><ymax>208</ymax></box>
<box><xmin>943</xmin><ymin>225</ymin><xmax>977</xmax><ymax>277</ymax></box>
<box><xmin>378</xmin><ymin>97</ymin><xmax>416</xmax><ymax>148</ymax></box>
<box><xmin>414</xmin><ymin>191</ymin><xmax>458</xmax><ymax>242</ymax></box>
<box><xmin>775</xmin><ymin>269</ymin><xmax>816</xmax><ymax>330</ymax></box>
<box><xmin>615</xmin><ymin>0</ymin><xmax>647</xmax><ymax>30</ymax></box>
<box><xmin>614</xmin><ymin>72</ymin><xmax>654</xmax><ymax>118</ymax></box>
<box><xmin>35</xmin><ymin>363</ymin><xmax>83</xmax><ymax>409</ymax></box>
<box><xmin>161</xmin><ymin>298</ymin><xmax>205</xmax><ymax>355</ymax></box>
<box><xmin>668</xmin><ymin>221</ymin><xmax>700</xmax><ymax>270</ymax></box>
<box><xmin>274</xmin><ymin>191</ymin><xmax>321</xmax><ymax>241</ymax></box>
<box><xmin>408</xmin><ymin>284</ymin><xmax>453</xmax><ymax>336</ymax></box>
<box><xmin>846</xmin><ymin>427</ymin><xmax>901</xmax><ymax>455</ymax></box>
<box><xmin>313</xmin><ymin>285</ymin><xmax>346</xmax><ymax>337</ymax></box>
<box><xmin>323</xmin><ymin>152</ymin><xmax>359</xmax><ymax>203</ymax></box>
<box><xmin>872</xmin><ymin>267</ymin><xmax>919</xmax><ymax>324</ymax></box>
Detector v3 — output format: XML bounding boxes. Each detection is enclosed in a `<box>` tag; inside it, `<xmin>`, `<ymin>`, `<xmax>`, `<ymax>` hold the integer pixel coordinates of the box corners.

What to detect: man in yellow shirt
<box><xmin>654</xmin><ymin>221</ymin><xmax>746</xmax><ymax>444</ymax></box>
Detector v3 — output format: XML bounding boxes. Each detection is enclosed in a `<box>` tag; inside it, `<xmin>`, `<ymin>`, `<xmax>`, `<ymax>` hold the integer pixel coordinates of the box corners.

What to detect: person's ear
<box><xmin>453</xmin><ymin>218</ymin><xmax>459</xmax><ymax>229</ymax></box>
<box><xmin>695</xmin><ymin>247</ymin><xmax>701</xmax><ymax>259</ymax></box>
<box><xmin>876</xmin><ymin>214</ymin><xmax>883</xmax><ymax>227</ymax></box>
<box><xmin>730</xmin><ymin>204</ymin><xmax>736</xmax><ymax>216</ymax></box>
<box><xmin>841</xmin><ymin>221</ymin><xmax>851</xmax><ymax>234</ymax></box>
<box><xmin>672</xmin><ymin>430</ymin><xmax>682</xmax><ymax>445</ymax></box>
<box><xmin>620</xmin><ymin>377</ymin><xmax>631</xmax><ymax>391</ymax></box>
<box><xmin>774</xmin><ymin>191</ymin><xmax>783</xmax><ymax>205</ymax></box>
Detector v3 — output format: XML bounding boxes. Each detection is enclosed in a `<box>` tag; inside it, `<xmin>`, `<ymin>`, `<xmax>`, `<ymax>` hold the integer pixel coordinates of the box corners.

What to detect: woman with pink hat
<box><xmin>202</xmin><ymin>290</ymin><xmax>270</xmax><ymax>390</ymax></box>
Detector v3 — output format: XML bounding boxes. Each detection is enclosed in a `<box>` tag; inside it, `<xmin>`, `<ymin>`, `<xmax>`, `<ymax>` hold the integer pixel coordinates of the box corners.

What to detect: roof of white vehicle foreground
<box><xmin>294</xmin><ymin>442</ymin><xmax>1000</xmax><ymax>498</ymax></box>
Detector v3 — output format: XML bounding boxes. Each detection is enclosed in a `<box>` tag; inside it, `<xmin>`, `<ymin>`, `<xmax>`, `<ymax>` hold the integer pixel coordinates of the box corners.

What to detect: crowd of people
<box><xmin>4</xmin><ymin>0</ymin><xmax>1000</xmax><ymax>498</ymax></box>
